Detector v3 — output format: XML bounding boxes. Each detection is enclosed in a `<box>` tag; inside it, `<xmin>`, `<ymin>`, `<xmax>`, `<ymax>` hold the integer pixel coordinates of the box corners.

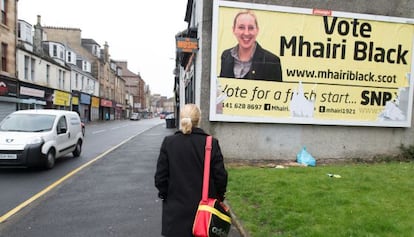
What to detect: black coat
<box><xmin>154</xmin><ymin>128</ymin><xmax>228</xmax><ymax>237</ymax></box>
<box><xmin>219</xmin><ymin>42</ymin><xmax>283</xmax><ymax>81</ymax></box>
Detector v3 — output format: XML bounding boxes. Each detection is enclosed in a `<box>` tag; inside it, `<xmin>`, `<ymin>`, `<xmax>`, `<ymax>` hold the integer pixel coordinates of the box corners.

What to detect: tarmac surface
<box><xmin>0</xmin><ymin>122</ymin><xmax>243</xmax><ymax>237</ymax></box>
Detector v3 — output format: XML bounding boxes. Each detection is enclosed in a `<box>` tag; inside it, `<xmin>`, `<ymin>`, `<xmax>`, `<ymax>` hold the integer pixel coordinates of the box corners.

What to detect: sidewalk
<box><xmin>0</xmin><ymin>123</ymin><xmax>243</xmax><ymax>237</ymax></box>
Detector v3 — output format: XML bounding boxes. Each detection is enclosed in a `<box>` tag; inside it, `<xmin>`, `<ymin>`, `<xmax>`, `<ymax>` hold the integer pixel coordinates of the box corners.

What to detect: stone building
<box><xmin>0</xmin><ymin>0</ymin><xmax>18</xmax><ymax>118</ymax></box>
<box><xmin>114</xmin><ymin>60</ymin><xmax>146</xmax><ymax>116</ymax></box>
<box><xmin>43</xmin><ymin>27</ymin><xmax>126</xmax><ymax>120</ymax></box>
<box><xmin>176</xmin><ymin>0</ymin><xmax>414</xmax><ymax>162</ymax></box>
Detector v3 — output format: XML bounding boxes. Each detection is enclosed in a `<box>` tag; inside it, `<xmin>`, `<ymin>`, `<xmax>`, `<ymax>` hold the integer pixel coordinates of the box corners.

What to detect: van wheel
<box><xmin>45</xmin><ymin>149</ymin><xmax>55</xmax><ymax>169</ymax></box>
<box><xmin>73</xmin><ymin>140</ymin><xmax>82</xmax><ymax>157</ymax></box>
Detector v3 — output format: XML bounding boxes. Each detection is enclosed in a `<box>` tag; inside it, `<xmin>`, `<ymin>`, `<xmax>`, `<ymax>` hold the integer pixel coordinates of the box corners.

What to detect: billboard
<box><xmin>210</xmin><ymin>0</ymin><xmax>414</xmax><ymax>127</ymax></box>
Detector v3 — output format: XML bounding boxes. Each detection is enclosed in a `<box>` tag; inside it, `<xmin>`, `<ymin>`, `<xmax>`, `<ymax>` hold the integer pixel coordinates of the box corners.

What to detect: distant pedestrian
<box><xmin>154</xmin><ymin>103</ymin><xmax>228</xmax><ymax>237</ymax></box>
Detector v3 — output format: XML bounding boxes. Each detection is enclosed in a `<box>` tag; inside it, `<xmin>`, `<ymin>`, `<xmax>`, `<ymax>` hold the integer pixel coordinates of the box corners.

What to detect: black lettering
<box><xmin>299</xmin><ymin>36</ymin><xmax>311</xmax><ymax>56</ymax></box>
<box><xmin>361</xmin><ymin>90</ymin><xmax>393</xmax><ymax>106</ymax></box>
<box><xmin>361</xmin><ymin>90</ymin><xmax>370</xmax><ymax>105</ymax></box>
<box><xmin>323</xmin><ymin>16</ymin><xmax>372</xmax><ymax>37</ymax></box>
<box><xmin>337</xmin><ymin>20</ymin><xmax>350</xmax><ymax>36</ymax></box>
<box><xmin>354</xmin><ymin>41</ymin><xmax>367</xmax><ymax>61</ymax></box>
<box><xmin>396</xmin><ymin>45</ymin><xmax>408</xmax><ymax>64</ymax></box>
<box><xmin>323</xmin><ymin>16</ymin><xmax>337</xmax><ymax>35</ymax></box>
<box><xmin>280</xmin><ymin>36</ymin><xmax>296</xmax><ymax>56</ymax></box>
<box><xmin>359</xmin><ymin>22</ymin><xmax>372</xmax><ymax>37</ymax></box>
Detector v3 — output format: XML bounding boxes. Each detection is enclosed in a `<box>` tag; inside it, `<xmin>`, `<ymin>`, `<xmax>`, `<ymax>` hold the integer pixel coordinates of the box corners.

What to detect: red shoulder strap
<box><xmin>202</xmin><ymin>136</ymin><xmax>212</xmax><ymax>201</ymax></box>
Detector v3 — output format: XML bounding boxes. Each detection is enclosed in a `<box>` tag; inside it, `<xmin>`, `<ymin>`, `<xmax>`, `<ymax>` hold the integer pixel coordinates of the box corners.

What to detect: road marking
<box><xmin>92</xmin><ymin>129</ymin><xmax>106</xmax><ymax>134</ymax></box>
<box><xmin>0</xmin><ymin>125</ymin><xmax>157</xmax><ymax>224</ymax></box>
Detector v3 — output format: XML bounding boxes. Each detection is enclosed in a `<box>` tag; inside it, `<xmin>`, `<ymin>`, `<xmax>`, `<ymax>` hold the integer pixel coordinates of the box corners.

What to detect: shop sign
<box><xmin>0</xmin><ymin>78</ymin><xmax>17</xmax><ymax>97</ymax></box>
<box><xmin>176</xmin><ymin>37</ymin><xmax>198</xmax><ymax>53</ymax></box>
<box><xmin>53</xmin><ymin>90</ymin><xmax>71</xmax><ymax>106</ymax></box>
<box><xmin>20</xmin><ymin>86</ymin><xmax>45</xmax><ymax>98</ymax></box>
<box><xmin>100</xmin><ymin>99</ymin><xmax>113</xmax><ymax>107</ymax></box>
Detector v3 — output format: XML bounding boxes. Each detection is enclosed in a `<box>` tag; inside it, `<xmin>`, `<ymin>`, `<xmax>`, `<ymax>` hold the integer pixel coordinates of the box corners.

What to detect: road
<box><xmin>0</xmin><ymin>118</ymin><xmax>164</xmax><ymax>219</ymax></box>
<box><xmin>0</xmin><ymin>118</ymin><xmax>243</xmax><ymax>237</ymax></box>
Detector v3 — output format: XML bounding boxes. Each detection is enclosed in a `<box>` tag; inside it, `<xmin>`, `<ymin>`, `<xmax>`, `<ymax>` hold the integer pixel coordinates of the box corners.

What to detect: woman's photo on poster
<box><xmin>219</xmin><ymin>10</ymin><xmax>283</xmax><ymax>81</ymax></box>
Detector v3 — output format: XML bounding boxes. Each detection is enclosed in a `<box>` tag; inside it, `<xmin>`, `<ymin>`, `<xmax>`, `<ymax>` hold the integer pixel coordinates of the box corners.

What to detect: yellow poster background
<box><xmin>218</xmin><ymin>78</ymin><xmax>403</xmax><ymax>121</ymax></box>
<box><xmin>217</xmin><ymin>7</ymin><xmax>413</xmax><ymax>88</ymax></box>
<box><xmin>211</xmin><ymin>2</ymin><xmax>414</xmax><ymax>127</ymax></box>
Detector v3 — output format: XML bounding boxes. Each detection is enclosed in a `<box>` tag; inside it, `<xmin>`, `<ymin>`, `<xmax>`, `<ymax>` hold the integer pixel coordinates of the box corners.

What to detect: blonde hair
<box><xmin>180</xmin><ymin>104</ymin><xmax>201</xmax><ymax>134</ymax></box>
<box><xmin>233</xmin><ymin>10</ymin><xmax>259</xmax><ymax>29</ymax></box>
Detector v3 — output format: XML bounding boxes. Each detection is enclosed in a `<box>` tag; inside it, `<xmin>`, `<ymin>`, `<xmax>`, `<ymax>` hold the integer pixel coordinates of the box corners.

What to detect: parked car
<box><xmin>0</xmin><ymin>109</ymin><xmax>84</xmax><ymax>169</ymax></box>
<box><xmin>160</xmin><ymin>112</ymin><xmax>172</xmax><ymax>119</ymax></box>
<box><xmin>130</xmin><ymin>113</ymin><xmax>140</xmax><ymax>120</ymax></box>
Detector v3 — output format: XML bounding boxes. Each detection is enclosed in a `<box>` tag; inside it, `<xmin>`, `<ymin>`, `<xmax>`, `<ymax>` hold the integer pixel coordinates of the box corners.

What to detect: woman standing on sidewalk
<box><xmin>154</xmin><ymin>104</ymin><xmax>228</xmax><ymax>237</ymax></box>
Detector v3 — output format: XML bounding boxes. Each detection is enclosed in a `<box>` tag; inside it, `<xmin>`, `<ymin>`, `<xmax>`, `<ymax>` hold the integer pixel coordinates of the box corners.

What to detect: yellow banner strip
<box><xmin>198</xmin><ymin>205</ymin><xmax>232</xmax><ymax>223</ymax></box>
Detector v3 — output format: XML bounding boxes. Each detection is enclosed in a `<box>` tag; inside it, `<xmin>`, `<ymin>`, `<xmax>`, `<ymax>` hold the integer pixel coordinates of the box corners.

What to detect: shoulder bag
<box><xmin>192</xmin><ymin>135</ymin><xmax>231</xmax><ymax>237</ymax></box>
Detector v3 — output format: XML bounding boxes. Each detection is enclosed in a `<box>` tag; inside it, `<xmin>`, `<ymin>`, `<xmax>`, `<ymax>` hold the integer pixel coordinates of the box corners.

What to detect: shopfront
<box><xmin>79</xmin><ymin>93</ymin><xmax>91</xmax><ymax>122</ymax></box>
<box><xmin>100</xmin><ymin>98</ymin><xmax>113</xmax><ymax>120</ymax></box>
<box><xmin>115</xmin><ymin>103</ymin><xmax>125</xmax><ymax>120</ymax></box>
<box><xmin>18</xmin><ymin>81</ymin><xmax>50</xmax><ymax>110</ymax></box>
<box><xmin>0</xmin><ymin>76</ymin><xmax>18</xmax><ymax>120</ymax></box>
<box><xmin>90</xmin><ymin>96</ymin><xmax>100</xmax><ymax>121</ymax></box>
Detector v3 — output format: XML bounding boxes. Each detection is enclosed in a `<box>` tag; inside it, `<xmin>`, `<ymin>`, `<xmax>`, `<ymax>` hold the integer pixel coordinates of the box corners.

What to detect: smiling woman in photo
<box><xmin>219</xmin><ymin>10</ymin><xmax>283</xmax><ymax>81</ymax></box>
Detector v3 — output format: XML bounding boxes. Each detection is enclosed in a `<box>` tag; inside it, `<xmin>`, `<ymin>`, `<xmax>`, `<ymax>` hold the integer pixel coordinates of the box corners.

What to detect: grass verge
<box><xmin>226</xmin><ymin>162</ymin><xmax>414</xmax><ymax>237</ymax></box>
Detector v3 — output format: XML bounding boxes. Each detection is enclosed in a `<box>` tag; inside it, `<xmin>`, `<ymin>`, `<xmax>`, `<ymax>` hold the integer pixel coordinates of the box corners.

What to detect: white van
<box><xmin>0</xmin><ymin>109</ymin><xmax>84</xmax><ymax>169</ymax></box>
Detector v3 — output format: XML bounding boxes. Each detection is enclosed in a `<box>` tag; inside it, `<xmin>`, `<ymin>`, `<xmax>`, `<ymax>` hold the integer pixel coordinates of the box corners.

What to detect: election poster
<box><xmin>210</xmin><ymin>0</ymin><xmax>414</xmax><ymax>127</ymax></box>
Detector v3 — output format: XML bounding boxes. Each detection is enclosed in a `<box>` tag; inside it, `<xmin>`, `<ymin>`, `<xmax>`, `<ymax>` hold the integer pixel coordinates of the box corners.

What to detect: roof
<box><xmin>81</xmin><ymin>38</ymin><xmax>100</xmax><ymax>46</ymax></box>
<box><xmin>12</xmin><ymin>109</ymin><xmax>79</xmax><ymax>117</ymax></box>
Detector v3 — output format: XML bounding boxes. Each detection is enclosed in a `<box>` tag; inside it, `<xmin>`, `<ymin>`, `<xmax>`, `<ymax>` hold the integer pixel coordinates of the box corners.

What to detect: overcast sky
<box><xmin>18</xmin><ymin>0</ymin><xmax>188</xmax><ymax>97</ymax></box>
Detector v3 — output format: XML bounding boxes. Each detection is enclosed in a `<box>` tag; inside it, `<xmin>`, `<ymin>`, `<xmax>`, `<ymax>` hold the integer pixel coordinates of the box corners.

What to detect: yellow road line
<box><xmin>0</xmin><ymin>133</ymin><xmax>139</xmax><ymax>224</ymax></box>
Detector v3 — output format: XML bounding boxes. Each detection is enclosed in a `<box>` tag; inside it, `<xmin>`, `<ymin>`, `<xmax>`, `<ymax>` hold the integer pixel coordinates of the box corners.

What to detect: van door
<box><xmin>55</xmin><ymin>115</ymin><xmax>72</xmax><ymax>156</ymax></box>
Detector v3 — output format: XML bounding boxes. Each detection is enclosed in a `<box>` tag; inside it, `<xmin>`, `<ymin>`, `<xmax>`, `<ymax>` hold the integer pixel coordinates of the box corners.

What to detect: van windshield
<box><xmin>0</xmin><ymin>114</ymin><xmax>56</xmax><ymax>132</ymax></box>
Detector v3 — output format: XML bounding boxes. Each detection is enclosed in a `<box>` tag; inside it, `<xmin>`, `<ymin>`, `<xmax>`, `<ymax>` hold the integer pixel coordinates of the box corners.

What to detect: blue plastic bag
<box><xmin>296</xmin><ymin>146</ymin><xmax>316</xmax><ymax>166</ymax></box>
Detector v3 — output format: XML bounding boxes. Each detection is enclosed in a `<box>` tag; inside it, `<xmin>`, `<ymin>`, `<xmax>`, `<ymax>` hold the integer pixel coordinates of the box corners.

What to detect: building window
<box><xmin>53</xmin><ymin>45</ymin><xmax>57</xmax><ymax>57</ymax></box>
<box><xmin>24</xmin><ymin>55</ymin><xmax>30</xmax><ymax>80</ymax></box>
<box><xmin>58</xmin><ymin>69</ymin><xmax>62</xmax><ymax>88</ymax></box>
<box><xmin>46</xmin><ymin>64</ymin><xmax>50</xmax><ymax>84</ymax></box>
<box><xmin>83</xmin><ymin>61</ymin><xmax>87</xmax><ymax>71</ymax></box>
<box><xmin>62</xmin><ymin>71</ymin><xmax>66</xmax><ymax>89</ymax></box>
<box><xmin>59</xmin><ymin>49</ymin><xmax>64</xmax><ymax>60</ymax></box>
<box><xmin>1</xmin><ymin>0</ymin><xmax>6</xmax><ymax>25</ymax></box>
<box><xmin>17</xmin><ymin>22</ymin><xmax>21</xmax><ymax>38</ymax></box>
<box><xmin>75</xmin><ymin>73</ymin><xmax>79</xmax><ymax>89</ymax></box>
<box><xmin>1</xmin><ymin>43</ymin><xmax>7</xmax><ymax>71</ymax></box>
<box><xmin>67</xmin><ymin>51</ymin><xmax>71</xmax><ymax>62</ymax></box>
<box><xmin>31</xmin><ymin>58</ymin><xmax>35</xmax><ymax>81</ymax></box>
<box><xmin>93</xmin><ymin>45</ymin><xmax>100</xmax><ymax>57</ymax></box>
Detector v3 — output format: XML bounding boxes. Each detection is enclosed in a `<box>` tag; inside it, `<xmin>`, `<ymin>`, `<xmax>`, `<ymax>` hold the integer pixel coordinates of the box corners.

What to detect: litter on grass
<box><xmin>296</xmin><ymin>146</ymin><xmax>316</xmax><ymax>166</ymax></box>
<box><xmin>327</xmin><ymin>173</ymin><xmax>342</xmax><ymax>178</ymax></box>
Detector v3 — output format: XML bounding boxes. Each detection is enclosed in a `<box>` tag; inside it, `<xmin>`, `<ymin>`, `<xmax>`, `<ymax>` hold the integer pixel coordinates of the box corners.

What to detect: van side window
<box><xmin>57</xmin><ymin>116</ymin><xmax>67</xmax><ymax>134</ymax></box>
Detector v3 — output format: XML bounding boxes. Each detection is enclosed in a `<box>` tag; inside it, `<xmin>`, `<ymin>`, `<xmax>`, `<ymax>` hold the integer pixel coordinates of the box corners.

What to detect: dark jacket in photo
<box><xmin>219</xmin><ymin>43</ymin><xmax>283</xmax><ymax>81</ymax></box>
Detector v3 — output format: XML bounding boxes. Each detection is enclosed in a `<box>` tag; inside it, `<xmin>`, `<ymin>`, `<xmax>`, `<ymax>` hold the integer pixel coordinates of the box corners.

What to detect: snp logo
<box><xmin>211</xmin><ymin>227</ymin><xmax>227</xmax><ymax>237</ymax></box>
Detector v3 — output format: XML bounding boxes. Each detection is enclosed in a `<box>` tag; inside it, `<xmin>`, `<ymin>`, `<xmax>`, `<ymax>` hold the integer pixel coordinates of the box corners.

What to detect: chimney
<box><xmin>104</xmin><ymin>41</ymin><xmax>110</xmax><ymax>63</ymax></box>
<box><xmin>33</xmin><ymin>15</ymin><xmax>43</xmax><ymax>55</ymax></box>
